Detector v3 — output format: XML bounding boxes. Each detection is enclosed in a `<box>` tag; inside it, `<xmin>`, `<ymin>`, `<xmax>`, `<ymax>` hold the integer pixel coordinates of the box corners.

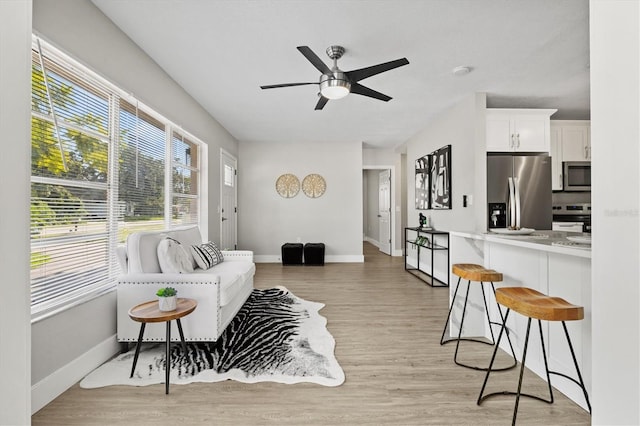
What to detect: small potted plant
<box><xmin>156</xmin><ymin>287</ymin><xmax>178</xmax><ymax>312</ymax></box>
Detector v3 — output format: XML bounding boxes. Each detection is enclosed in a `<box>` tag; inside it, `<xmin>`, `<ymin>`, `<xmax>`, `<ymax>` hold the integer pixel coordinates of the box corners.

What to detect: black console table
<box><xmin>404</xmin><ymin>227</ymin><xmax>449</xmax><ymax>287</ymax></box>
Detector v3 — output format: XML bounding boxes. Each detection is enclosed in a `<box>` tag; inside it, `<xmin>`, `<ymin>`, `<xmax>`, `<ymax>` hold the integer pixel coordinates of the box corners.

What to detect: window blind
<box><xmin>30</xmin><ymin>37</ymin><xmax>203</xmax><ymax>320</ymax></box>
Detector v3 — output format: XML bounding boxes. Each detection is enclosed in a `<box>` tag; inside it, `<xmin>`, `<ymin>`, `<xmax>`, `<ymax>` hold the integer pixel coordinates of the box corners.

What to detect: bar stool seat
<box><xmin>440</xmin><ymin>264</ymin><xmax>517</xmax><ymax>371</ymax></box>
<box><xmin>495</xmin><ymin>287</ymin><xmax>584</xmax><ymax>321</ymax></box>
<box><xmin>477</xmin><ymin>287</ymin><xmax>591</xmax><ymax>425</ymax></box>
<box><xmin>452</xmin><ymin>263</ymin><xmax>503</xmax><ymax>283</ymax></box>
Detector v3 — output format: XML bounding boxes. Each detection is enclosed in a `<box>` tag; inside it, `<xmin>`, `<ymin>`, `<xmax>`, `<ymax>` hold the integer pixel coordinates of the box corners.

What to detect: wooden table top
<box><xmin>128</xmin><ymin>298</ymin><xmax>197</xmax><ymax>323</ymax></box>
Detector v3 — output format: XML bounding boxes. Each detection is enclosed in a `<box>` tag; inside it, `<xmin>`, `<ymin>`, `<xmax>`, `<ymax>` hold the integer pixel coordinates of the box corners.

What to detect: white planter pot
<box><xmin>158</xmin><ymin>295</ymin><xmax>177</xmax><ymax>312</ymax></box>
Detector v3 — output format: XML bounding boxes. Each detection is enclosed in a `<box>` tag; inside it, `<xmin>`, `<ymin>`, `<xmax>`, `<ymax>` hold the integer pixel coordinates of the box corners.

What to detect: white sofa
<box><xmin>116</xmin><ymin>225</ymin><xmax>254</xmax><ymax>342</ymax></box>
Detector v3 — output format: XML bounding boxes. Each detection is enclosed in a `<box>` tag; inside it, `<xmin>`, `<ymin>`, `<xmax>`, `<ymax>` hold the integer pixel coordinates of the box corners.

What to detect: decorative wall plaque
<box><xmin>302</xmin><ymin>174</ymin><xmax>326</xmax><ymax>198</ymax></box>
<box><xmin>275</xmin><ymin>173</ymin><xmax>300</xmax><ymax>198</ymax></box>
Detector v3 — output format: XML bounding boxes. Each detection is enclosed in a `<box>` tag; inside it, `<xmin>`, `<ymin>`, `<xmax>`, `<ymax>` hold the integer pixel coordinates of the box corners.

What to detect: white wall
<box><xmin>590</xmin><ymin>1</ymin><xmax>640</xmax><ymax>423</ymax></box>
<box><xmin>31</xmin><ymin>0</ymin><xmax>238</xmax><ymax>412</ymax></box>
<box><xmin>0</xmin><ymin>1</ymin><xmax>32</xmax><ymax>423</ymax></box>
<box><xmin>405</xmin><ymin>93</ymin><xmax>486</xmax><ymax>232</ymax></box>
<box><xmin>238</xmin><ymin>141</ymin><xmax>363</xmax><ymax>262</ymax></box>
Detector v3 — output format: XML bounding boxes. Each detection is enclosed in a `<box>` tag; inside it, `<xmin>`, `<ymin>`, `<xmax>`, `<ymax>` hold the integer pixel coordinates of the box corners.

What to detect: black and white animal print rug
<box><xmin>80</xmin><ymin>287</ymin><xmax>344</xmax><ymax>388</ymax></box>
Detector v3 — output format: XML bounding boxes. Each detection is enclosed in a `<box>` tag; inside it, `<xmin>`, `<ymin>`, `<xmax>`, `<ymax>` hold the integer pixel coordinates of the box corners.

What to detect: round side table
<box><xmin>128</xmin><ymin>298</ymin><xmax>197</xmax><ymax>394</ymax></box>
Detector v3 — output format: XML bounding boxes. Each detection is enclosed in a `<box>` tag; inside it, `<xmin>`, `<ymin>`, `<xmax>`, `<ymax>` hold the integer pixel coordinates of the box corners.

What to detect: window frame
<box><xmin>30</xmin><ymin>36</ymin><xmax>205</xmax><ymax>323</ymax></box>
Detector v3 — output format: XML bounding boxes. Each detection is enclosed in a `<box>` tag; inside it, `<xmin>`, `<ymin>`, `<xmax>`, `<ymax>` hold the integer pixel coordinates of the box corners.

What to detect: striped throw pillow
<box><xmin>190</xmin><ymin>242</ymin><xmax>224</xmax><ymax>270</ymax></box>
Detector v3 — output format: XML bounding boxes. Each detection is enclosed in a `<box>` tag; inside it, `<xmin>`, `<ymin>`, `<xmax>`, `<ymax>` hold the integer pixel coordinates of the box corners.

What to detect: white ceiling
<box><xmin>91</xmin><ymin>0</ymin><xmax>590</xmax><ymax>149</ymax></box>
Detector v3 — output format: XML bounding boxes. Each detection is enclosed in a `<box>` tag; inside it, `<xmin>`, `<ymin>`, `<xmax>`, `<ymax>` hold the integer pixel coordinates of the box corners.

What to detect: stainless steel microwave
<box><xmin>563</xmin><ymin>161</ymin><xmax>591</xmax><ymax>191</ymax></box>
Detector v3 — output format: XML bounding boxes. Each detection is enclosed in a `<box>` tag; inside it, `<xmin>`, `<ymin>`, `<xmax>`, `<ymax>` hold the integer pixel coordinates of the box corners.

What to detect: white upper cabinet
<box><xmin>550</xmin><ymin>120</ymin><xmax>591</xmax><ymax>191</ymax></box>
<box><xmin>559</xmin><ymin>123</ymin><xmax>591</xmax><ymax>161</ymax></box>
<box><xmin>486</xmin><ymin>109</ymin><xmax>557</xmax><ymax>152</ymax></box>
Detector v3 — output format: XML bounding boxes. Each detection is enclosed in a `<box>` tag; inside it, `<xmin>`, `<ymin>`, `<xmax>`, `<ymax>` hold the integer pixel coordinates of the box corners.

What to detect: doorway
<box><xmin>220</xmin><ymin>149</ymin><xmax>237</xmax><ymax>250</ymax></box>
<box><xmin>363</xmin><ymin>166</ymin><xmax>395</xmax><ymax>256</ymax></box>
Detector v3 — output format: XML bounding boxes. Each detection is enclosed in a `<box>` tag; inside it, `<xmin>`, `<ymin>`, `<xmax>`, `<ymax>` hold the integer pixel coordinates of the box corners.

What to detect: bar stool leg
<box><xmin>452</xmin><ymin>279</ymin><xmax>473</xmax><ymax>361</ymax></box>
<box><xmin>548</xmin><ymin>321</ymin><xmax>592</xmax><ymax>413</ymax></box>
<box><xmin>480</xmin><ymin>282</ymin><xmax>496</xmax><ymax>343</ymax></box>
<box><xmin>440</xmin><ymin>277</ymin><xmax>462</xmax><ymax>345</ymax></box>
<box><xmin>537</xmin><ymin>319</ymin><xmax>555</xmax><ymax>405</ymax></box>
<box><xmin>477</xmin><ymin>308</ymin><xmax>510</xmax><ymax>402</ymax></box>
<box><xmin>478</xmin><ymin>315</ymin><xmax>556</xmax><ymax>425</ymax></box>
<box><xmin>490</xmin><ymin>282</ymin><xmax>518</xmax><ymax>367</ymax></box>
<box><xmin>443</xmin><ymin>278</ymin><xmax>516</xmax><ymax>371</ymax></box>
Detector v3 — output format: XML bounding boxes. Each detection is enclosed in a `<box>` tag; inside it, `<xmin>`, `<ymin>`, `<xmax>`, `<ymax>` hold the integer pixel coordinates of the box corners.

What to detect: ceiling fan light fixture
<box><xmin>320</xmin><ymin>73</ymin><xmax>351</xmax><ymax>100</ymax></box>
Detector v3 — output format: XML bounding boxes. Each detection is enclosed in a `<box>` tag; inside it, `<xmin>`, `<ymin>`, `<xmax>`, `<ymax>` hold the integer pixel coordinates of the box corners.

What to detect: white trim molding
<box><xmin>254</xmin><ymin>255</ymin><xmax>364</xmax><ymax>263</ymax></box>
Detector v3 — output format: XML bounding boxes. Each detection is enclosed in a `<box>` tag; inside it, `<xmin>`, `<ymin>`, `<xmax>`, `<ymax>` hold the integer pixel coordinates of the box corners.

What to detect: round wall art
<box><xmin>302</xmin><ymin>174</ymin><xmax>326</xmax><ymax>198</ymax></box>
<box><xmin>275</xmin><ymin>173</ymin><xmax>300</xmax><ymax>198</ymax></box>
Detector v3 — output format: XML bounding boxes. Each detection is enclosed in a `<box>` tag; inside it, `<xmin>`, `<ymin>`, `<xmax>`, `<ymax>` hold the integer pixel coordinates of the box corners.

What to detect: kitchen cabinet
<box><xmin>486</xmin><ymin>109</ymin><xmax>557</xmax><ymax>152</ymax></box>
<box><xmin>550</xmin><ymin>126</ymin><xmax>563</xmax><ymax>190</ymax></box>
<box><xmin>550</xmin><ymin>120</ymin><xmax>591</xmax><ymax>190</ymax></box>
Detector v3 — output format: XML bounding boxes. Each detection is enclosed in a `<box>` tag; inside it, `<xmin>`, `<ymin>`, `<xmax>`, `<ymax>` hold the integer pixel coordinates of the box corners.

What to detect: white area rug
<box><xmin>81</xmin><ymin>287</ymin><xmax>345</xmax><ymax>388</ymax></box>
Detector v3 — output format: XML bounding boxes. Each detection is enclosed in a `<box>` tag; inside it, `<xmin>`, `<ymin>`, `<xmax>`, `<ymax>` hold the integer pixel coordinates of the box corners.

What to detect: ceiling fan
<box><xmin>260</xmin><ymin>45</ymin><xmax>409</xmax><ymax>110</ymax></box>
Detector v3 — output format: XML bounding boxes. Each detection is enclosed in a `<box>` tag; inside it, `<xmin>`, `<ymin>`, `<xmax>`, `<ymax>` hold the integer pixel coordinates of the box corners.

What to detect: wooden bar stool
<box><xmin>440</xmin><ymin>263</ymin><xmax>517</xmax><ymax>371</ymax></box>
<box><xmin>477</xmin><ymin>287</ymin><xmax>591</xmax><ymax>425</ymax></box>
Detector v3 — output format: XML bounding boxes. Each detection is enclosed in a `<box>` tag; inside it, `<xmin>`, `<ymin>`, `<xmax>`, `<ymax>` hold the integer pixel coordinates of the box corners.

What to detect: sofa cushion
<box><xmin>126</xmin><ymin>226</ymin><xmax>202</xmax><ymax>273</ymax></box>
<box><xmin>127</xmin><ymin>231</ymin><xmax>165</xmax><ymax>273</ymax></box>
<box><xmin>194</xmin><ymin>261</ymin><xmax>256</xmax><ymax>305</ymax></box>
<box><xmin>191</xmin><ymin>242</ymin><xmax>224</xmax><ymax>270</ymax></box>
<box><xmin>167</xmin><ymin>226</ymin><xmax>202</xmax><ymax>268</ymax></box>
<box><xmin>157</xmin><ymin>237</ymin><xmax>194</xmax><ymax>274</ymax></box>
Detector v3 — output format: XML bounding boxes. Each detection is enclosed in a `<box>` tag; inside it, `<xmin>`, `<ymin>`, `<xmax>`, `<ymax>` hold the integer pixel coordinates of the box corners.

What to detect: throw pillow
<box><xmin>157</xmin><ymin>237</ymin><xmax>194</xmax><ymax>274</ymax></box>
<box><xmin>191</xmin><ymin>241</ymin><xmax>224</xmax><ymax>270</ymax></box>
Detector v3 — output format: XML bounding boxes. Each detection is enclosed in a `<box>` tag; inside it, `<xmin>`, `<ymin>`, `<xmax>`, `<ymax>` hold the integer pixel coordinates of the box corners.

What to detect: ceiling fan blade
<box><xmin>260</xmin><ymin>82</ymin><xmax>317</xmax><ymax>89</ymax></box>
<box><xmin>350</xmin><ymin>83</ymin><xmax>392</xmax><ymax>102</ymax></box>
<box><xmin>297</xmin><ymin>46</ymin><xmax>333</xmax><ymax>75</ymax></box>
<box><xmin>346</xmin><ymin>58</ymin><xmax>409</xmax><ymax>82</ymax></box>
<box><xmin>315</xmin><ymin>96</ymin><xmax>329</xmax><ymax>110</ymax></box>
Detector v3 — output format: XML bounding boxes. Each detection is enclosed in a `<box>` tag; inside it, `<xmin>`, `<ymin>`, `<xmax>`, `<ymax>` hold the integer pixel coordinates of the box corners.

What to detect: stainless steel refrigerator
<box><xmin>487</xmin><ymin>153</ymin><xmax>552</xmax><ymax>230</ymax></box>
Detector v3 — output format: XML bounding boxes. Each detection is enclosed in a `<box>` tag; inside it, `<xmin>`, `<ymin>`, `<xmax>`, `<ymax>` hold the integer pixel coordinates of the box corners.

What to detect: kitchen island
<box><xmin>448</xmin><ymin>230</ymin><xmax>591</xmax><ymax>411</ymax></box>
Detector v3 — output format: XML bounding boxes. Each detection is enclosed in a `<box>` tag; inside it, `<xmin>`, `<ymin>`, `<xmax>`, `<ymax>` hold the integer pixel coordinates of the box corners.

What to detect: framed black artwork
<box><xmin>429</xmin><ymin>145</ymin><xmax>452</xmax><ymax>210</ymax></box>
<box><xmin>415</xmin><ymin>155</ymin><xmax>429</xmax><ymax>209</ymax></box>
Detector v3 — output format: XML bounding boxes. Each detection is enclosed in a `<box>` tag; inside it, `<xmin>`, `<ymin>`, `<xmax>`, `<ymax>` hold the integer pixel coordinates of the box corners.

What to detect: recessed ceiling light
<box><xmin>452</xmin><ymin>66</ymin><xmax>472</xmax><ymax>76</ymax></box>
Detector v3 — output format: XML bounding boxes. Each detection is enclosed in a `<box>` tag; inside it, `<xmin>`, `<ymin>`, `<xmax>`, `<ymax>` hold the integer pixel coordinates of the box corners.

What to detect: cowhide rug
<box><xmin>80</xmin><ymin>287</ymin><xmax>344</xmax><ymax>388</ymax></box>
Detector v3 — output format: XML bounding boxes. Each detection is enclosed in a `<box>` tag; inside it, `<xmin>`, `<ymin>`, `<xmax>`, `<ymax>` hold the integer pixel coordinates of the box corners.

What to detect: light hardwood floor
<box><xmin>32</xmin><ymin>243</ymin><xmax>590</xmax><ymax>425</ymax></box>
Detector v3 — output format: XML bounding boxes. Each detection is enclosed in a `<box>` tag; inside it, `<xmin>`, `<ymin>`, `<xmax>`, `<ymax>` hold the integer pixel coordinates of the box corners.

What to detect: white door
<box><xmin>378</xmin><ymin>170</ymin><xmax>391</xmax><ymax>255</ymax></box>
<box><xmin>220</xmin><ymin>150</ymin><xmax>237</xmax><ymax>250</ymax></box>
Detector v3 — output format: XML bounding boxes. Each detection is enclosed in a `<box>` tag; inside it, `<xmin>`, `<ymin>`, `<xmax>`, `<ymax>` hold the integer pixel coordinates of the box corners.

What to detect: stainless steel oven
<box><xmin>552</xmin><ymin>203</ymin><xmax>591</xmax><ymax>233</ymax></box>
<box><xmin>563</xmin><ymin>161</ymin><xmax>591</xmax><ymax>191</ymax></box>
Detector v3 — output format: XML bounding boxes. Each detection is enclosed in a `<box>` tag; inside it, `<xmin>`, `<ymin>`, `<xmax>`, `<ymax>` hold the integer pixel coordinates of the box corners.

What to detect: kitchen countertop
<box><xmin>450</xmin><ymin>230</ymin><xmax>591</xmax><ymax>259</ymax></box>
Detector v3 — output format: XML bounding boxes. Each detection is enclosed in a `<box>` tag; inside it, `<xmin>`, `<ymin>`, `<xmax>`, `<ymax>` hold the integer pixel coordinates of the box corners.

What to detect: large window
<box><xmin>30</xmin><ymin>37</ymin><xmax>204</xmax><ymax>320</ymax></box>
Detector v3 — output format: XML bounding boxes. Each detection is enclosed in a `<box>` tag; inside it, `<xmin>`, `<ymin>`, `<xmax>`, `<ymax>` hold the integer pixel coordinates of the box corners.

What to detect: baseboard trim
<box><xmin>364</xmin><ymin>237</ymin><xmax>381</xmax><ymax>248</ymax></box>
<box><xmin>31</xmin><ymin>335</ymin><xmax>120</xmax><ymax>415</ymax></box>
<box><xmin>254</xmin><ymin>255</ymin><xmax>364</xmax><ymax>263</ymax></box>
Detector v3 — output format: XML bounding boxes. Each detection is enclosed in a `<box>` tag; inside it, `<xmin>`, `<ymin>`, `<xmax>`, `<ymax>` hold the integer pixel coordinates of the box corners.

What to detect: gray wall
<box><xmin>405</xmin><ymin>93</ymin><xmax>487</xmax><ymax>232</ymax></box>
<box><xmin>31</xmin><ymin>0</ymin><xmax>237</xmax><ymax>394</ymax></box>
<box><xmin>0</xmin><ymin>1</ymin><xmax>32</xmax><ymax>423</ymax></box>
<box><xmin>238</xmin><ymin>140</ymin><xmax>363</xmax><ymax>261</ymax></box>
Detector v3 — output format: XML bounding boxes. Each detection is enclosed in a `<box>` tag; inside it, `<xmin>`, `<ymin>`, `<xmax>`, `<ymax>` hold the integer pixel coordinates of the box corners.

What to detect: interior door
<box><xmin>220</xmin><ymin>151</ymin><xmax>237</xmax><ymax>250</ymax></box>
<box><xmin>378</xmin><ymin>170</ymin><xmax>391</xmax><ymax>255</ymax></box>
